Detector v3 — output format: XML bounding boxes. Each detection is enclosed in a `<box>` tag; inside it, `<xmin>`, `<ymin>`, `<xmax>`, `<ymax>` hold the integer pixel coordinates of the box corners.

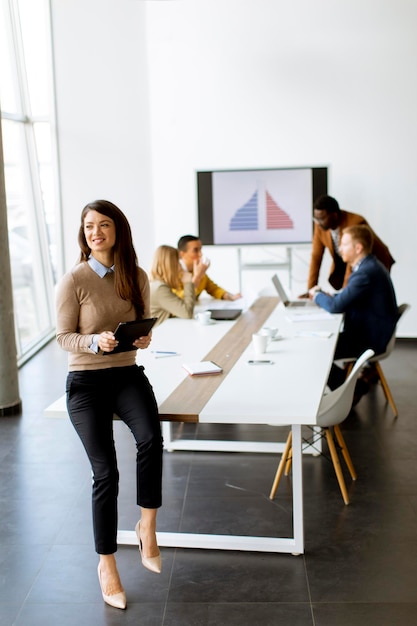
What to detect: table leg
<box><xmin>117</xmin><ymin>423</ymin><xmax>305</xmax><ymax>555</ymax></box>
<box><xmin>291</xmin><ymin>424</ymin><xmax>304</xmax><ymax>555</ymax></box>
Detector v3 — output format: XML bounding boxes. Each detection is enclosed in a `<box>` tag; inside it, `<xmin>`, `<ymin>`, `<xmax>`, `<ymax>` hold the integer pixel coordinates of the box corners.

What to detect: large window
<box><xmin>0</xmin><ymin>0</ymin><xmax>61</xmax><ymax>365</ymax></box>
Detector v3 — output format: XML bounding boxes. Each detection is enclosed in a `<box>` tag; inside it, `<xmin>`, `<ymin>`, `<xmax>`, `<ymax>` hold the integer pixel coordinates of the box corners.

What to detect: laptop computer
<box><xmin>207</xmin><ymin>308</ymin><xmax>242</xmax><ymax>321</ymax></box>
<box><xmin>271</xmin><ymin>274</ymin><xmax>317</xmax><ymax>308</ymax></box>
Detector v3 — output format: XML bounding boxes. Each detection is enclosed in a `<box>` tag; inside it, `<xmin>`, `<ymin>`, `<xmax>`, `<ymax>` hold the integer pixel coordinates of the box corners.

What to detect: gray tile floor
<box><xmin>0</xmin><ymin>339</ymin><xmax>416</xmax><ymax>625</ymax></box>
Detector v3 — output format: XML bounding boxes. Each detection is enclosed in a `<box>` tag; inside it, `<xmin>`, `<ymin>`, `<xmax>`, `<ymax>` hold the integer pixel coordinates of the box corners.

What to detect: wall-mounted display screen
<box><xmin>197</xmin><ymin>166</ymin><xmax>327</xmax><ymax>245</ymax></box>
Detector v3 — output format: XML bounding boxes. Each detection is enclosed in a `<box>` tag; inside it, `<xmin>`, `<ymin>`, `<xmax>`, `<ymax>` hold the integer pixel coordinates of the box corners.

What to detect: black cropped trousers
<box><xmin>66</xmin><ymin>365</ymin><xmax>163</xmax><ymax>554</ymax></box>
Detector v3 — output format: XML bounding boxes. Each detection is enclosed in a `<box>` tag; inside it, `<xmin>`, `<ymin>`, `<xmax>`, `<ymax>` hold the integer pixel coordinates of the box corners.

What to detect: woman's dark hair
<box><xmin>78</xmin><ymin>199</ymin><xmax>145</xmax><ymax>318</ymax></box>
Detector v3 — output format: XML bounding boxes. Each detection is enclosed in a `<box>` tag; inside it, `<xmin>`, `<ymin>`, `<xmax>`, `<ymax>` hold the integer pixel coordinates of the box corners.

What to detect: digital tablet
<box><xmin>104</xmin><ymin>317</ymin><xmax>158</xmax><ymax>354</ymax></box>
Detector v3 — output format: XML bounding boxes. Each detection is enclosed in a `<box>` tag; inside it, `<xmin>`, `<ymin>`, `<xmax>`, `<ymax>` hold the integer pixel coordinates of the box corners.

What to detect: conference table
<box><xmin>45</xmin><ymin>296</ymin><xmax>343</xmax><ymax>555</ymax></box>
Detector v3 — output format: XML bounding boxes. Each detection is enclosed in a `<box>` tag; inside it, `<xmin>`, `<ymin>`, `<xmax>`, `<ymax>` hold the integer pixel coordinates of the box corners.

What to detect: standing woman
<box><xmin>56</xmin><ymin>200</ymin><xmax>163</xmax><ymax>610</ymax></box>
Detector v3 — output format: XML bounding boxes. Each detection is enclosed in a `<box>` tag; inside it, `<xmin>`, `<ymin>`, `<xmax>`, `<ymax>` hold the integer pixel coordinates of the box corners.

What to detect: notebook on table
<box><xmin>182</xmin><ymin>361</ymin><xmax>223</xmax><ymax>376</ymax></box>
<box><xmin>271</xmin><ymin>274</ymin><xmax>318</xmax><ymax>308</ymax></box>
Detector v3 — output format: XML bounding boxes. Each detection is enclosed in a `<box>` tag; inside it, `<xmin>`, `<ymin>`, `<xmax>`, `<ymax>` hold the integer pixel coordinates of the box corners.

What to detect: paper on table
<box><xmin>296</xmin><ymin>331</ymin><xmax>333</xmax><ymax>339</ymax></box>
<box><xmin>286</xmin><ymin>311</ymin><xmax>333</xmax><ymax>322</ymax></box>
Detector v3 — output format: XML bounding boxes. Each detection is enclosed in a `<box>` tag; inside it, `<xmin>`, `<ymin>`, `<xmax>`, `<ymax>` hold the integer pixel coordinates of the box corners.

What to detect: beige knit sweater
<box><xmin>56</xmin><ymin>262</ymin><xmax>150</xmax><ymax>371</ymax></box>
<box><xmin>150</xmin><ymin>280</ymin><xmax>196</xmax><ymax>326</ymax></box>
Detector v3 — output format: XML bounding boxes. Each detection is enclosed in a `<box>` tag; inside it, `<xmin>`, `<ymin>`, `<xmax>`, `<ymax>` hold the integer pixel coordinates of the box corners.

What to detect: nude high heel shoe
<box><xmin>97</xmin><ymin>564</ymin><xmax>127</xmax><ymax>609</ymax></box>
<box><xmin>135</xmin><ymin>520</ymin><xmax>162</xmax><ymax>574</ymax></box>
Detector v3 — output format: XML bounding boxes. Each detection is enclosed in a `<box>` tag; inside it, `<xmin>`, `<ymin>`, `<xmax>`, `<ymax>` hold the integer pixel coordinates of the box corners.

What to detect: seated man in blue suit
<box><xmin>309</xmin><ymin>224</ymin><xmax>398</xmax><ymax>394</ymax></box>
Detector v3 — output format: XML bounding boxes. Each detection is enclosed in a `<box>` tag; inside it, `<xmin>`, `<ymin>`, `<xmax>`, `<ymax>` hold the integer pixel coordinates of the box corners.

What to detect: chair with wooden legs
<box><xmin>269</xmin><ymin>349</ymin><xmax>375</xmax><ymax>505</ymax></box>
<box><xmin>342</xmin><ymin>304</ymin><xmax>410</xmax><ymax>418</ymax></box>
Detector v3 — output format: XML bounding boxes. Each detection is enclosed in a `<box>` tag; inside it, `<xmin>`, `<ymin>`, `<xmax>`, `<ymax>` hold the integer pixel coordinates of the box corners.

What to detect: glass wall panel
<box><xmin>34</xmin><ymin>121</ymin><xmax>58</xmax><ymax>282</ymax></box>
<box><xmin>17</xmin><ymin>0</ymin><xmax>51</xmax><ymax>116</ymax></box>
<box><xmin>1</xmin><ymin>0</ymin><xmax>61</xmax><ymax>364</ymax></box>
<box><xmin>2</xmin><ymin>119</ymin><xmax>52</xmax><ymax>352</ymax></box>
<box><xmin>0</xmin><ymin>2</ymin><xmax>19</xmax><ymax>112</ymax></box>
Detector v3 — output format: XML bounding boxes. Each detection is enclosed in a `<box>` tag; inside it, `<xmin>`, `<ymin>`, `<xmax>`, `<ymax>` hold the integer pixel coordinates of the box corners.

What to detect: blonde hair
<box><xmin>342</xmin><ymin>225</ymin><xmax>374</xmax><ymax>255</ymax></box>
<box><xmin>150</xmin><ymin>245</ymin><xmax>181</xmax><ymax>289</ymax></box>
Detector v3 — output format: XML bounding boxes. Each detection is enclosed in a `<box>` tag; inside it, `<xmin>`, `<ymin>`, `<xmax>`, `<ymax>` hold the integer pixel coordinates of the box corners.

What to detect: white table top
<box><xmin>44</xmin><ymin>300</ymin><xmax>242</xmax><ymax>418</ymax></box>
<box><xmin>137</xmin><ymin>316</ymin><xmax>233</xmax><ymax>404</ymax></box>
<box><xmin>200</xmin><ymin>304</ymin><xmax>342</xmax><ymax>425</ymax></box>
<box><xmin>45</xmin><ymin>298</ymin><xmax>342</xmax><ymax>427</ymax></box>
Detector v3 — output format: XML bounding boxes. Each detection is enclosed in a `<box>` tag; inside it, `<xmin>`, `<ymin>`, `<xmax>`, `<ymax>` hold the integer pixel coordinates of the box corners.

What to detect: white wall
<box><xmin>52</xmin><ymin>0</ymin><xmax>417</xmax><ymax>336</ymax></box>
<box><xmin>51</xmin><ymin>0</ymin><xmax>154</xmax><ymax>270</ymax></box>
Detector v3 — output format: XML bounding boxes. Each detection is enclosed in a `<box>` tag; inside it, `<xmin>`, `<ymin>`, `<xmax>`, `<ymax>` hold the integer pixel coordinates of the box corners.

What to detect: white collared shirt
<box><xmin>88</xmin><ymin>256</ymin><xmax>115</xmax><ymax>352</ymax></box>
<box><xmin>88</xmin><ymin>255</ymin><xmax>115</xmax><ymax>277</ymax></box>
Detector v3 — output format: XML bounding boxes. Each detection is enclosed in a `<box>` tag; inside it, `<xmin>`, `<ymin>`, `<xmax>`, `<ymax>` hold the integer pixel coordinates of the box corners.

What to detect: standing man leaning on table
<box><xmin>173</xmin><ymin>235</ymin><xmax>242</xmax><ymax>301</ymax></box>
<box><xmin>309</xmin><ymin>224</ymin><xmax>398</xmax><ymax>397</ymax></box>
<box><xmin>301</xmin><ymin>195</ymin><xmax>395</xmax><ymax>295</ymax></box>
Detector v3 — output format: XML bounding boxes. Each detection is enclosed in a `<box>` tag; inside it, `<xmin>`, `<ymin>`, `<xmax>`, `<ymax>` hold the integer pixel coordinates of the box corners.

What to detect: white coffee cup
<box><xmin>260</xmin><ymin>327</ymin><xmax>278</xmax><ymax>340</ymax></box>
<box><xmin>196</xmin><ymin>311</ymin><xmax>212</xmax><ymax>325</ymax></box>
<box><xmin>252</xmin><ymin>333</ymin><xmax>268</xmax><ymax>354</ymax></box>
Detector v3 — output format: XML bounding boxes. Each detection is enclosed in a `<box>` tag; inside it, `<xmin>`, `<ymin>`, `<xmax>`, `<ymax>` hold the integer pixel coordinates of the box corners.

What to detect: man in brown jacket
<box><xmin>306</xmin><ymin>195</ymin><xmax>395</xmax><ymax>291</ymax></box>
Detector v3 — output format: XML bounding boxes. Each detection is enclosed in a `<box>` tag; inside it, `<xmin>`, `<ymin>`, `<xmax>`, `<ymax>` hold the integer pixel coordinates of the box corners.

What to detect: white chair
<box><xmin>343</xmin><ymin>304</ymin><xmax>410</xmax><ymax>418</ymax></box>
<box><xmin>269</xmin><ymin>349</ymin><xmax>375</xmax><ymax>505</ymax></box>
